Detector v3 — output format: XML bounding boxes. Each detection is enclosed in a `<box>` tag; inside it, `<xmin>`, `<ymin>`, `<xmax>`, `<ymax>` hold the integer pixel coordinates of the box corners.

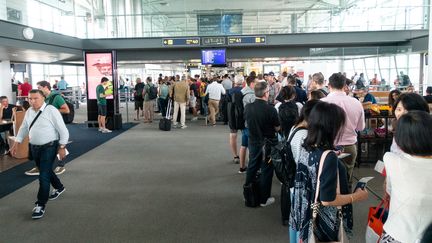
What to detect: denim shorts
<box><xmin>241</xmin><ymin>128</ymin><xmax>249</xmax><ymax>147</ymax></box>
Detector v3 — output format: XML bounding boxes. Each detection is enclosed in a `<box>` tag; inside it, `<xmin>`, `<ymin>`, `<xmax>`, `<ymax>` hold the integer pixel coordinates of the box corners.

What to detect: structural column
<box><xmin>0</xmin><ymin>60</ymin><xmax>13</xmax><ymax>102</ymax></box>
<box><xmin>427</xmin><ymin>3</ymin><xmax>432</xmax><ymax>91</ymax></box>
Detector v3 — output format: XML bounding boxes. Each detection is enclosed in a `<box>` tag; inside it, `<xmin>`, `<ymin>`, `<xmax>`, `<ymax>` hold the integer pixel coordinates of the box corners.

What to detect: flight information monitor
<box><xmin>201</xmin><ymin>49</ymin><xmax>226</xmax><ymax>65</ymax></box>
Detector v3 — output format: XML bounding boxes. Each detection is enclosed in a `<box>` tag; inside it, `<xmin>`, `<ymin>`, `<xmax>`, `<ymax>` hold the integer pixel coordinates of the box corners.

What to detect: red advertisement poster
<box><xmin>85</xmin><ymin>53</ymin><xmax>113</xmax><ymax>100</ymax></box>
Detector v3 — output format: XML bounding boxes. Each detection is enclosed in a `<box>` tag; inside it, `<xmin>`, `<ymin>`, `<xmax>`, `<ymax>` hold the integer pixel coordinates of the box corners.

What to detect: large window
<box><xmin>0</xmin><ymin>0</ymin><xmax>426</xmax><ymax>38</ymax></box>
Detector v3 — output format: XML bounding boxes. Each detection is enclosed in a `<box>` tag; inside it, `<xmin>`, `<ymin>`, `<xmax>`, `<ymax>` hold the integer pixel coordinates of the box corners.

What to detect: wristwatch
<box><xmin>59</xmin><ymin>145</ymin><xmax>66</xmax><ymax>149</ymax></box>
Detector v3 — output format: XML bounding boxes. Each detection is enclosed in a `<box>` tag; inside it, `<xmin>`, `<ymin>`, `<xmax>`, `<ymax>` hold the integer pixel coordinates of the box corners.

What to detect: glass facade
<box><xmin>0</xmin><ymin>0</ymin><xmax>428</xmax><ymax>39</ymax></box>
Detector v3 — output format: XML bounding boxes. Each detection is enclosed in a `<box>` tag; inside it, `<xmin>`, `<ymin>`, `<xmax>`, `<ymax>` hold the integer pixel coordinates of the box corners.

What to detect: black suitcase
<box><xmin>106</xmin><ymin>113</ymin><xmax>122</xmax><ymax>130</ymax></box>
<box><xmin>243</xmin><ymin>173</ymin><xmax>261</xmax><ymax>208</ymax></box>
<box><xmin>159</xmin><ymin>100</ymin><xmax>172</xmax><ymax>131</ymax></box>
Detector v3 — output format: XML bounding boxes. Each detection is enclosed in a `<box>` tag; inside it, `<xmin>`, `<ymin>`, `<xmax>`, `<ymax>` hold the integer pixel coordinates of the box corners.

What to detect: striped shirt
<box><xmin>16</xmin><ymin>103</ymin><xmax>69</xmax><ymax>145</ymax></box>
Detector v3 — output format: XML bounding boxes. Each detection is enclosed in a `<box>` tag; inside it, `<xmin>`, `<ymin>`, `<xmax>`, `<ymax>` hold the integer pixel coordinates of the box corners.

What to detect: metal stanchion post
<box><xmin>125</xmin><ymin>90</ymin><xmax>129</xmax><ymax>123</ymax></box>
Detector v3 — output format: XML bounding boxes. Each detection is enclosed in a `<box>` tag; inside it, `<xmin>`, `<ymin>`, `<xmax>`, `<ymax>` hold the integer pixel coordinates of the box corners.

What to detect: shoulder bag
<box><xmin>309</xmin><ymin>150</ymin><xmax>348</xmax><ymax>243</ymax></box>
<box><xmin>27</xmin><ymin>110</ymin><xmax>43</xmax><ymax>160</ymax></box>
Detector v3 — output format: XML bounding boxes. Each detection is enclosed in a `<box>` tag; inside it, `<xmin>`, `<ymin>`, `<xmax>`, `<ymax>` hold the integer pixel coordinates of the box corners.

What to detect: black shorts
<box><xmin>135</xmin><ymin>100</ymin><xmax>144</xmax><ymax>110</ymax></box>
<box><xmin>98</xmin><ymin>104</ymin><xmax>107</xmax><ymax>116</ymax></box>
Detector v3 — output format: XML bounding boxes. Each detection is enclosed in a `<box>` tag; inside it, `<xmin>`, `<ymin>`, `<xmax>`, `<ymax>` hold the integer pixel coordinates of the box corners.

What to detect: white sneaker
<box><xmin>180</xmin><ymin>125</ymin><xmax>188</xmax><ymax>129</ymax></box>
<box><xmin>260</xmin><ymin>197</ymin><xmax>275</xmax><ymax>207</ymax></box>
<box><xmin>98</xmin><ymin>128</ymin><xmax>103</xmax><ymax>132</ymax></box>
<box><xmin>191</xmin><ymin>117</ymin><xmax>198</xmax><ymax>121</ymax></box>
<box><xmin>102</xmin><ymin>128</ymin><xmax>112</xmax><ymax>133</ymax></box>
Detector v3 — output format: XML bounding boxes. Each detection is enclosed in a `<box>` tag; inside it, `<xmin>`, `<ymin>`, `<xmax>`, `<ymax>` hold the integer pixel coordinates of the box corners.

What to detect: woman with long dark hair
<box><xmin>290</xmin><ymin>102</ymin><xmax>368</xmax><ymax>242</ymax></box>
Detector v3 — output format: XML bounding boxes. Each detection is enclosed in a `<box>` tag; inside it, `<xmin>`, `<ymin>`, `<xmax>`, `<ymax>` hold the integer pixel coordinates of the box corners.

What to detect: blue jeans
<box><xmin>31</xmin><ymin>140</ymin><xmax>64</xmax><ymax>207</ymax></box>
<box><xmin>159</xmin><ymin>98</ymin><xmax>169</xmax><ymax>117</ymax></box>
<box><xmin>200</xmin><ymin>97</ymin><xmax>208</xmax><ymax>116</ymax></box>
<box><xmin>245</xmin><ymin>141</ymin><xmax>274</xmax><ymax>204</ymax></box>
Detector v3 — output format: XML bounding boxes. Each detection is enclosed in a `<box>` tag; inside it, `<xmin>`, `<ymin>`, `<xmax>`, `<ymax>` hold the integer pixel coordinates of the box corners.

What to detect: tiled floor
<box><xmin>0</xmin><ymin>155</ymin><xmax>27</xmax><ymax>172</ymax></box>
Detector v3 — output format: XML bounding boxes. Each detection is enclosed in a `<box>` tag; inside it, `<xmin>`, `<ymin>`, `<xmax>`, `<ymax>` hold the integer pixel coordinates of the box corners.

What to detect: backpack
<box><xmin>147</xmin><ymin>85</ymin><xmax>158</xmax><ymax>100</ymax></box>
<box><xmin>278</xmin><ymin>101</ymin><xmax>299</xmax><ymax>138</ymax></box>
<box><xmin>270</xmin><ymin>127</ymin><xmax>306</xmax><ymax>186</ymax></box>
<box><xmin>227</xmin><ymin>90</ymin><xmax>245</xmax><ymax>130</ymax></box>
<box><xmin>48</xmin><ymin>94</ymin><xmax>75</xmax><ymax>124</ymax></box>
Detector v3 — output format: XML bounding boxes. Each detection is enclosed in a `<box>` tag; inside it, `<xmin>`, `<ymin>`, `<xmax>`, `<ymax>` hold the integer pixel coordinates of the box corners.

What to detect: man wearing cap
<box><xmin>266</xmin><ymin>72</ymin><xmax>280</xmax><ymax>105</ymax></box>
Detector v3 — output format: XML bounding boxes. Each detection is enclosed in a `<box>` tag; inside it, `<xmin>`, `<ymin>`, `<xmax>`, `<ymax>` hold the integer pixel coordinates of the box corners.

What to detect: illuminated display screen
<box><xmin>201</xmin><ymin>49</ymin><xmax>226</xmax><ymax>65</ymax></box>
<box><xmin>85</xmin><ymin>53</ymin><xmax>114</xmax><ymax>100</ymax></box>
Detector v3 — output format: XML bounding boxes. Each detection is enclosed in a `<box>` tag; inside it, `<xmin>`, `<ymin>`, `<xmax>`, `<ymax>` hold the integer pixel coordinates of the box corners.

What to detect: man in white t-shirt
<box><xmin>205</xmin><ymin>78</ymin><xmax>226</xmax><ymax>126</ymax></box>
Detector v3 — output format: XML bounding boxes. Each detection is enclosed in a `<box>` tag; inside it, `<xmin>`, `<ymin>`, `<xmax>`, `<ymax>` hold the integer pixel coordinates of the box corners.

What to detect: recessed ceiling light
<box><xmin>12</xmin><ymin>53</ymin><xmax>18</xmax><ymax>57</ymax></box>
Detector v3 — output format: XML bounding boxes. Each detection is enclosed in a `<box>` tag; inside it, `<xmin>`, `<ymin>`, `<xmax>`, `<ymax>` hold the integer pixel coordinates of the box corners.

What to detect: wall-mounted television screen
<box><xmin>12</xmin><ymin>63</ymin><xmax>26</xmax><ymax>72</ymax></box>
<box><xmin>201</xmin><ymin>49</ymin><xmax>226</xmax><ymax>65</ymax></box>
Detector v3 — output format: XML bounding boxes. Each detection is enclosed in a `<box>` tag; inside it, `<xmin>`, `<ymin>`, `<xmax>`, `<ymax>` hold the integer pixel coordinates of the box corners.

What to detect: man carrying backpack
<box><xmin>227</xmin><ymin>75</ymin><xmax>244</xmax><ymax>166</ymax></box>
<box><xmin>25</xmin><ymin>81</ymin><xmax>70</xmax><ymax>176</ymax></box>
<box><xmin>143</xmin><ymin>77</ymin><xmax>157</xmax><ymax>123</ymax></box>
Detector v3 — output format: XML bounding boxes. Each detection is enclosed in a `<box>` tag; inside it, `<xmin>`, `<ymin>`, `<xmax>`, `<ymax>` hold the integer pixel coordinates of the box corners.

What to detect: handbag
<box><xmin>309</xmin><ymin>150</ymin><xmax>348</xmax><ymax>243</ymax></box>
<box><xmin>27</xmin><ymin>110</ymin><xmax>43</xmax><ymax>160</ymax></box>
<box><xmin>365</xmin><ymin>199</ymin><xmax>389</xmax><ymax>243</ymax></box>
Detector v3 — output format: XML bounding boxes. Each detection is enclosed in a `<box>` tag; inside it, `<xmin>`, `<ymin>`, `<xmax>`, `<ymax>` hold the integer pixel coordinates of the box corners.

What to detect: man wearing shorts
<box><xmin>238</xmin><ymin>76</ymin><xmax>256</xmax><ymax>173</ymax></box>
<box><xmin>96</xmin><ymin>77</ymin><xmax>111</xmax><ymax>133</ymax></box>
<box><xmin>134</xmin><ymin>78</ymin><xmax>144</xmax><ymax>121</ymax></box>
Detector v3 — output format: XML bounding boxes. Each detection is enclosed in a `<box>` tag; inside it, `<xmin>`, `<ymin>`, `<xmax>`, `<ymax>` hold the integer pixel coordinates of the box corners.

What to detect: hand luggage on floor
<box><xmin>106</xmin><ymin>113</ymin><xmax>122</xmax><ymax>130</ymax></box>
<box><xmin>243</xmin><ymin>174</ymin><xmax>260</xmax><ymax>208</ymax></box>
<box><xmin>159</xmin><ymin>100</ymin><xmax>172</xmax><ymax>131</ymax></box>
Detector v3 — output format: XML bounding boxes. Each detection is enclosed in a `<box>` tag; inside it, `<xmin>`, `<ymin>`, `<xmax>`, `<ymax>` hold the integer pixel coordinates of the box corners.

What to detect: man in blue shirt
<box><xmin>57</xmin><ymin>76</ymin><xmax>68</xmax><ymax>90</ymax></box>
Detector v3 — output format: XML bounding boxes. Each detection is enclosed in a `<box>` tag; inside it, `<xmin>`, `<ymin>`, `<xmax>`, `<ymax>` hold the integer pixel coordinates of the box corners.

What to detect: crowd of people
<box><xmin>206</xmin><ymin>70</ymin><xmax>430</xmax><ymax>243</ymax></box>
<box><xmin>124</xmin><ymin>69</ymin><xmax>431</xmax><ymax>243</ymax></box>
<box><xmin>2</xmin><ymin>69</ymin><xmax>432</xmax><ymax>241</ymax></box>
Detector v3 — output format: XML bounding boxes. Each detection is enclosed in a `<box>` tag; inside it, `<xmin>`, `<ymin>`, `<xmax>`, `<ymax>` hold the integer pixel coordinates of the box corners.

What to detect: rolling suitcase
<box><xmin>159</xmin><ymin>100</ymin><xmax>172</xmax><ymax>131</ymax></box>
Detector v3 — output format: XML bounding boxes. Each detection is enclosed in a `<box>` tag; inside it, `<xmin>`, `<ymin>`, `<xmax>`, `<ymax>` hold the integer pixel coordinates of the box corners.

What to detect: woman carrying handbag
<box><xmin>290</xmin><ymin>101</ymin><xmax>368</xmax><ymax>243</ymax></box>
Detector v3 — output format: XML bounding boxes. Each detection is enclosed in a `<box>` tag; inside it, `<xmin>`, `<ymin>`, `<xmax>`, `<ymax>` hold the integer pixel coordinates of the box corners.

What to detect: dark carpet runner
<box><xmin>0</xmin><ymin>123</ymin><xmax>136</xmax><ymax>198</ymax></box>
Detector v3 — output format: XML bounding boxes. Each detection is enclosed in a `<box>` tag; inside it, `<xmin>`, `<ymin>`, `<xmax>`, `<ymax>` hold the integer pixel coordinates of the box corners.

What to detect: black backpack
<box><xmin>48</xmin><ymin>94</ymin><xmax>75</xmax><ymax>124</ymax></box>
<box><xmin>227</xmin><ymin>90</ymin><xmax>245</xmax><ymax>130</ymax></box>
<box><xmin>147</xmin><ymin>85</ymin><xmax>158</xmax><ymax>100</ymax></box>
<box><xmin>270</xmin><ymin>127</ymin><xmax>306</xmax><ymax>187</ymax></box>
<box><xmin>278</xmin><ymin>101</ymin><xmax>299</xmax><ymax>138</ymax></box>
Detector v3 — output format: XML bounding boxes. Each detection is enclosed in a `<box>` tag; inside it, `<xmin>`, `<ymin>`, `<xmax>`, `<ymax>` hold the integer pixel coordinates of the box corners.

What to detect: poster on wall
<box><xmin>85</xmin><ymin>52</ymin><xmax>114</xmax><ymax>100</ymax></box>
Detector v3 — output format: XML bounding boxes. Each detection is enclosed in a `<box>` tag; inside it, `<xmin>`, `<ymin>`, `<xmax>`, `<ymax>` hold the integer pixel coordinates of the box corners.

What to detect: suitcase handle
<box><xmin>166</xmin><ymin>100</ymin><xmax>172</xmax><ymax>119</ymax></box>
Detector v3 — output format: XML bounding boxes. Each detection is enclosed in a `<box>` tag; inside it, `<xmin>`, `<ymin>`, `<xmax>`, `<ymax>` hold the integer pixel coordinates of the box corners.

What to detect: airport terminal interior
<box><xmin>1</xmin><ymin>0</ymin><xmax>432</xmax><ymax>242</ymax></box>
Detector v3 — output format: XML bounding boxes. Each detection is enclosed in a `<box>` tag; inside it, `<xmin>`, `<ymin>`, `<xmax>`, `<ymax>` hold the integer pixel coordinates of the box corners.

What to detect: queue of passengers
<box><xmin>224</xmin><ymin>71</ymin><xmax>432</xmax><ymax>243</ymax></box>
